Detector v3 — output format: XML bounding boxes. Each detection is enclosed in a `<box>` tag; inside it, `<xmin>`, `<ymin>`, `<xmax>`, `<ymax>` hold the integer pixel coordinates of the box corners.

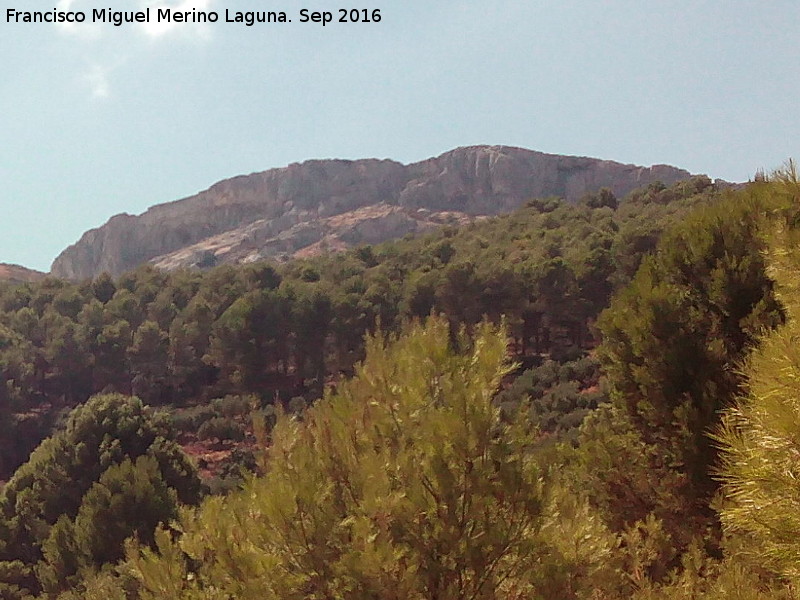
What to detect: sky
<box><xmin>1</xmin><ymin>0</ymin><xmax>799</xmax><ymax>272</ymax></box>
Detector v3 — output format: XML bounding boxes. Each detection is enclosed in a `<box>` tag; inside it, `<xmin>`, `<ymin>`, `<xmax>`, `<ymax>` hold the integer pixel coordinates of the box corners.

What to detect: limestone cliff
<box><xmin>50</xmin><ymin>145</ymin><xmax>693</xmax><ymax>279</ymax></box>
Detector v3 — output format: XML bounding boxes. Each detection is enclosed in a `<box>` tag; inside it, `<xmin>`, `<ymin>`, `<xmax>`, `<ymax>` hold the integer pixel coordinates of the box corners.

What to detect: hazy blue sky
<box><xmin>2</xmin><ymin>0</ymin><xmax>798</xmax><ymax>272</ymax></box>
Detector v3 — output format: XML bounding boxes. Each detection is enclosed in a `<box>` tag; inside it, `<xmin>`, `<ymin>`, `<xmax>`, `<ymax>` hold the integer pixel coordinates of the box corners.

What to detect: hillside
<box><xmin>3</xmin><ymin>173</ymin><xmax>796</xmax><ymax>600</ymax></box>
<box><xmin>0</xmin><ymin>177</ymin><xmax>718</xmax><ymax>489</ymax></box>
<box><xmin>0</xmin><ymin>263</ymin><xmax>45</xmax><ymax>284</ymax></box>
<box><xmin>50</xmin><ymin>145</ymin><xmax>693</xmax><ymax>279</ymax></box>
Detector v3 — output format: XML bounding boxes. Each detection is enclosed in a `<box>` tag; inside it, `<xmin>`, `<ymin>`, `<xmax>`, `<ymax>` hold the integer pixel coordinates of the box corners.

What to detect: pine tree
<box><xmin>591</xmin><ymin>190</ymin><xmax>784</xmax><ymax>552</ymax></box>
<box><xmin>716</xmin><ymin>172</ymin><xmax>800</xmax><ymax>583</ymax></box>
<box><xmin>0</xmin><ymin>394</ymin><xmax>202</xmax><ymax>597</ymax></box>
<box><xmin>125</xmin><ymin>317</ymin><xmax>553</xmax><ymax>599</ymax></box>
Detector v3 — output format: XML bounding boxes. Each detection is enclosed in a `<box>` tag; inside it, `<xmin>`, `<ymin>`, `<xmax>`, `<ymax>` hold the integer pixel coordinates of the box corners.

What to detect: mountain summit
<box><xmin>50</xmin><ymin>145</ymin><xmax>693</xmax><ymax>279</ymax></box>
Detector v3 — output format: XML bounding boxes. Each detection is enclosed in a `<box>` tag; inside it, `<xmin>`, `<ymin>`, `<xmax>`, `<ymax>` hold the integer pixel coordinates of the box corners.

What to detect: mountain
<box><xmin>0</xmin><ymin>263</ymin><xmax>46</xmax><ymax>284</ymax></box>
<box><xmin>50</xmin><ymin>145</ymin><xmax>694</xmax><ymax>279</ymax></box>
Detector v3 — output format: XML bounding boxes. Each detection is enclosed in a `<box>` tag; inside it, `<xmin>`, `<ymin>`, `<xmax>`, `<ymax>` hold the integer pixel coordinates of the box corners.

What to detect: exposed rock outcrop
<box><xmin>51</xmin><ymin>145</ymin><xmax>694</xmax><ymax>279</ymax></box>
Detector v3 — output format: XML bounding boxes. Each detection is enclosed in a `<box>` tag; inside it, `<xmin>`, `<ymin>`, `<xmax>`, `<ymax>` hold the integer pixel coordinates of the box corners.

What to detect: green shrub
<box><xmin>197</xmin><ymin>417</ymin><xmax>245</xmax><ymax>442</ymax></box>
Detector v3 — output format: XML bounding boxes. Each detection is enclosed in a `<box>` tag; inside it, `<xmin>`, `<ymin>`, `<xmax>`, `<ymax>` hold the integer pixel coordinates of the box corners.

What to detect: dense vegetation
<box><xmin>0</xmin><ymin>178</ymin><xmax>716</xmax><ymax>482</ymax></box>
<box><xmin>130</xmin><ymin>318</ymin><xmax>552</xmax><ymax>599</ymax></box>
<box><xmin>0</xmin><ymin>394</ymin><xmax>202</xmax><ymax>598</ymax></box>
<box><xmin>7</xmin><ymin>173</ymin><xmax>800</xmax><ymax>598</ymax></box>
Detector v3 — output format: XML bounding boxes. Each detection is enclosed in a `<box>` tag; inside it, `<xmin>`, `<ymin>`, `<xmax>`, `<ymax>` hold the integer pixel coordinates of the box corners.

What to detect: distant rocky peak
<box><xmin>50</xmin><ymin>145</ymin><xmax>694</xmax><ymax>279</ymax></box>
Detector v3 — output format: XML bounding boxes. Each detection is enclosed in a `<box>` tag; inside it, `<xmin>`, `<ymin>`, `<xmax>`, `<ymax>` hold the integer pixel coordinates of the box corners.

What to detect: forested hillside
<box><xmin>5</xmin><ymin>172</ymin><xmax>800</xmax><ymax>598</ymax></box>
<box><xmin>0</xmin><ymin>178</ymin><xmax>714</xmax><ymax>483</ymax></box>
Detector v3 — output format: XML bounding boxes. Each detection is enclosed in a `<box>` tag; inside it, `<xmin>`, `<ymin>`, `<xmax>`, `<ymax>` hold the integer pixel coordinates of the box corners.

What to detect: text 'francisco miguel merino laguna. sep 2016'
<box><xmin>5</xmin><ymin>7</ymin><xmax>383</xmax><ymax>27</ymax></box>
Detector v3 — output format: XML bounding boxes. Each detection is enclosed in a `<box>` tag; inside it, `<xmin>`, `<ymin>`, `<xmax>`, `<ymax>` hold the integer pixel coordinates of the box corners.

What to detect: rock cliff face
<box><xmin>50</xmin><ymin>145</ymin><xmax>693</xmax><ymax>279</ymax></box>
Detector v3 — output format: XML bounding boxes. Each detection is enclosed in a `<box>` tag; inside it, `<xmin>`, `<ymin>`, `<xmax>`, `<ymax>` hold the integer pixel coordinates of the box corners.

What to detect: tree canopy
<box><xmin>0</xmin><ymin>393</ymin><xmax>202</xmax><ymax>598</ymax></box>
<box><xmin>123</xmin><ymin>317</ymin><xmax>559</xmax><ymax>599</ymax></box>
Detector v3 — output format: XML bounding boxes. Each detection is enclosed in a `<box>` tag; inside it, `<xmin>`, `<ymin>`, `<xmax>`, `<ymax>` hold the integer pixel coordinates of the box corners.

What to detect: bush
<box><xmin>197</xmin><ymin>417</ymin><xmax>245</xmax><ymax>442</ymax></box>
<box><xmin>169</xmin><ymin>405</ymin><xmax>217</xmax><ymax>432</ymax></box>
<box><xmin>211</xmin><ymin>394</ymin><xmax>256</xmax><ymax>418</ymax></box>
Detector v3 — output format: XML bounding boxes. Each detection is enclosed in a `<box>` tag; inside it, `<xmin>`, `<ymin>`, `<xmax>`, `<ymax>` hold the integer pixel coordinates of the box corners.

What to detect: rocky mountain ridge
<box><xmin>0</xmin><ymin>263</ymin><xmax>46</xmax><ymax>284</ymax></box>
<box><xmin>50</xmin><ymin>145</ymin><xmax>695</xmax><ymax>279</ymax></box>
